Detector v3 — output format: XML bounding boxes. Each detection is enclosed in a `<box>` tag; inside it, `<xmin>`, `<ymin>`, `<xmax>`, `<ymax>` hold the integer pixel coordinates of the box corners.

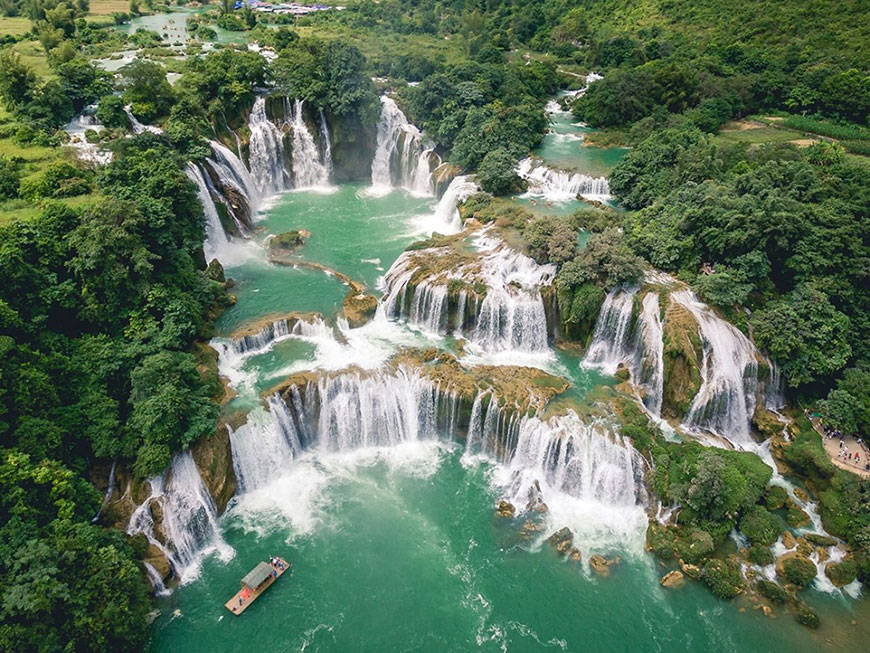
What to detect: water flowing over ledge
<box><xmin>370</xmin><ymin>96</ymin><xmax>440</xmax><ymax>196</ymax></box>
<box><xmin>127</xmin><ymin>452</ymin><xmax>234</xmax><ymax>585</ymax></box>
<box><xmin>517</xmin><ymin>157</ymin><xmax>611</xmax><ymax>202</ymax></box>
<box><xmin>380</xmin><ymin>227</ymin><xmax>556</xmax><ymax>354</ymax></box>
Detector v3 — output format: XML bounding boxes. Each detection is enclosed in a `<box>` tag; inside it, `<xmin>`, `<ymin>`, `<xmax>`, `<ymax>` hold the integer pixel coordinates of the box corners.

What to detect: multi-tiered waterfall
<box><xmin>370</xmin><ymin>96</ymin><xmax>439</xmax><ymax>195</ymax></box>
<box><xmin>517</xmin><ymin>157</ymin><xmax>611</xmax><ymax>202</ymax></box>
<box><xmin>127</xmin><ymin>452</ymin><xmax>234</xmax><ymax>584</ymax></box>
<box><xmin>379</xmin><ymin>228</ymin><xmax>556</xmax><ymax>353</ymax></box>
<box><xmin>206</xmin><ymin>139</ymin><xmax>260</xmax><ymax>228</ymax></box>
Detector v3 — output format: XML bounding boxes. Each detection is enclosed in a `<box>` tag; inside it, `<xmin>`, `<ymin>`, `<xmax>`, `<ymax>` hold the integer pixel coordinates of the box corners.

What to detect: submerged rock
<box><xmin>589</xmin><ymin>554</ymin><xmax>621</xmax><ymax>576</ymax></box>
<box><xmin>495</xmin><ymin>500</ymin><xmax>516</xmax><ymax>518</ymax></box>
<box><xmin>660</xmin><ymin>570</ymin><xmax>685</xmax><ymax>588</ymax></box>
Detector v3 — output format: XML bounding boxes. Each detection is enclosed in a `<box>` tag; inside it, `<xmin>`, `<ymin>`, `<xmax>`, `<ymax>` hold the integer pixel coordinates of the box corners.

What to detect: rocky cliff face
<box><xmin>191</xmin><ymin>424</ymin><xmax>237</xmax><ymax>514</ymax></box>
<box><xmin>660</xmin><ymin>295</ymin><xmax>703</xmax><ymax>419</ymax></box>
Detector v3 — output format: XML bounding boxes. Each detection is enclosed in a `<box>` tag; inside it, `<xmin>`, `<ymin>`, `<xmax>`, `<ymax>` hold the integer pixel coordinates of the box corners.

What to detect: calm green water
<box><xmin>534</xmin><ymin>108</ymin><xmax>628</xmax><ymax>178</ymax></box>
<box><xmin>148</xmin><ymin>121</ymin><xmax>869</xmax><ymax>653</ymax></box>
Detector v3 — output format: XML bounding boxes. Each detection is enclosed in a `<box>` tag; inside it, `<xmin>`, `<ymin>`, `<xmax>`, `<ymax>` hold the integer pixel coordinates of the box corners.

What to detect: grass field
<box><xmin>0</xmin><ymin>16</ymin><xmax>31</xmax><ymax>37</ymax></box>
<box><xmin>715</xmin><ymin>122</ymin><xmax>804</xmax><ymax>146</ymax></box>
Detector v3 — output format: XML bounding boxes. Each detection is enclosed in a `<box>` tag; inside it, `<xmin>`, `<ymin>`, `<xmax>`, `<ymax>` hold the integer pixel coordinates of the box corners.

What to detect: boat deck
<box><xmin>225</xmin><ymin>558</ymin><xmax>289</xmax><ymax>615</ymax></box>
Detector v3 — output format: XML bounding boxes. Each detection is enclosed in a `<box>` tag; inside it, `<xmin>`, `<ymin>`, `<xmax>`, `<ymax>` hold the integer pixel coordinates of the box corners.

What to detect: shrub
<box><xmin>739</xmin><ymin>505</ymin><xmax>783</xmax><ymax>546</ymax></box>
<box><xmin>702</xmin><ymin>559</ymin><xmax>745</xmax><ymax>599</ymax></box>
<box><xmin>476</xmin><ymin>148</ymin><xmax>523</xmax><ymax>195</ymax></box>
<box><xmin>0</xmin><ymin>155</ymin><xmax>21</xmax><ymax>199</ymax></box>
<box><xmin>756</xmin><ymin>579</ymin><xmax>788</xmax><ymax>604</ymax></box>
<box><xmin>747</xmin><ymin>545</ymin><xmax>775</xmax><ymax>566</ymax></box>
<box><xmin>96</xmin><ymin>94</ymin><xmax>129</xmax><ymax>129</ymax></box>
<box><xmin>764</xmin><ymin>485</ymin><xmax>788</xmax><ymax>511</ymax></box>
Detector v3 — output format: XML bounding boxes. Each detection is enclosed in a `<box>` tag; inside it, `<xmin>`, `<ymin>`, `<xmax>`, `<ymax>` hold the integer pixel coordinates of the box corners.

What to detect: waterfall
<box><xmin>143</xmin><ymin>562</ymin><xmax>170</xmax><ymax>596</ymax></box>
<box><xmin>229</xmin><ymin>393</ymin><xmax>305</xmax><ymax>493</ymax></box>
<box><xmin>370</xmin><ymin>96</ymin><xmax>437</xmax><ymax>195</ymax></box>
<box><xmin>227</xmin><ymin>317</ymin><xmax>294</xmax><ymax>356</ymax></box>
<box><xmin>227</xmin><ymin>369</ymin><xmax>461</xmax><ymax>493</ymax></box>
<box><xmin>517</xmin><ymin>157</ymin><xmax>610</xmax><ymax>201</ymax></box>
<box><xmin>671</xmin><ymin>290</ymin><xmax>761</xmax><ymax>447</ymax></box>
<box><xmin>583</xmin><ymin>289</ymin><xmax>637</xmax><ymax>374</ymax></box>
<box><xmin>380</xmin><ymin>229</ymin><xmax>555</xmax><ymax>353</ymax></box>
<box><xmin>207</xmin><ymin>138</ymin><xmax>261</xmax><ymax>219</ymax></box>
<box><xmin>504</xmin><ymin>413</ymin><xmax>645</xmax><ymax>508</ymax></box>
<box><xmin>465</xmin><ymin>392</ymin><xmax>522</xmax><ymax>463</ymax></box>
<box><xmin>631</xmin><ymin>292</ymin><xmax>665</xmax><ymax>416</ymax></box>
<box><xmin>489</xmin><ymin>411</ymin><xmax>649</xmax><ymax>555</ymax></box>
<box><xmin>185</xmin><ymin>162</ymin><xmax>231</xmax><ymax>263</ymax></box>
<box><xmin>63</xmin><ymin>106</ymin><xmax>112</xmax><ymax>165</ymax></box>
<box><xmin>318</xmin><ymin>108</ymin><xmax>334</xmax><ymax>180</ymax></box>
<box><xmin>248</xmin><ymin>96</ymin><xmax>290</xmax><ymax>195</ymax></box>
<box><xmin>289</xmin><ymin>98</ymin><xmax>331</xmax><ymax>189</ymax></box>
<box><xmin>127</xmin><ymin>452</ymin><xmax>233</xmax><ymax>584</ymax></box>
<box><xmin>123</xmin><ymin>105</ymin><xmax>163</xmax><ymax>134</ymax></box>
<box><xmin>426</xmin><ymin>175</ymin><xmax>478</xmax><ymax>234</ymax></box>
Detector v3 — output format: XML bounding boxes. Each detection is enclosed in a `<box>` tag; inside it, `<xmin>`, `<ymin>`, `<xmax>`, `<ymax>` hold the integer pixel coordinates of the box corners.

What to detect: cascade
<box><xmin>143</xmin><ymin>561</ymin><xmax>170</xmax><ymax>596</ymax></box>
<box><xmin>185</xmin><ymin>162</ymin><xmax>231</xmax><ymax>263</ymax></box>
<box><xmin>229</xmin><ymin>393</ymin><xmax>305</xmax><ymax>493</ymax></box>
<box><xmin>289</xmin><ymin>98</ymin><xmax>331</xmax><ymax>189</ymax></box>
<box><xmin>318</xmin><ymin>108</ymin><xmax>334</xmax><ymax>180</ymax></box>
<box><xmin>207</xmin><ymin>138</ymin><xmax>261</xmax><ymax>219</ymax></box>
<box><xmin>428</xmin><ymin>175</ymin><xmax>478</xmax><ymax>233</ymax></box>
<box><xmin>583</xmin><ymin>289</ymin><xmax>665</xmax><ymax>416</ymax></box>
<box><xmin>583</xmin><ymin>289</ymin><xmax>637</xmax><ymax>374</ymax></box>
<box><xmin>123</xmin><ymin>105</ymin><xmax>163</xmax><ymax>134</ymax></box>
<box><xmin>379</xmin><ymin>229</ymin><xmax>555</xmax><ymax>353</ymax></box>
<box><xmin>227</xmin><ymin>317</ymin><xmax>294</xmax><ymax>356</ymax></box>
<box><xmin>464</xmin><ymin>392</ymin><xmax>522</xmax><ymax>463</ymax></box>
<box><xmin>370</xmin><ymin>96</ymin><xmax>437</xmax><ymax>195</ymax></box>
<box><xmin>63</xmin><ymin>106</ymin><xmax>112</xmax><ymax>165</ymax></box>
<box><xmin>671</xmin><ymin>290</ymin><xmax>761</xmax><ymax>447</ymax></box>
<box><xmin>127</xmin><ymin>452</ymin><xmax>233</xmax><ymax>584</ymax></box>
<box><xmin>631</xmin><ymin>292</ymin><xmax>665</xmax><ymax>416</ymax></box>
<box><xmin>517</xmin><ymin>157</ymin><xmax>611</xmax><ymax>201</ymax></box>
<box><xmin>503</xmin><ymin>412</ymin><xmax>646</xmax><ymax>509</ymax></box>
<box><xmin>227</xmin><ymin>369</ymin><xmax>462</xmax><ymax>494</ymax></box>
<box><xmin>248</xmin><ymin>96</ymin><xmax>290</xmax><ymax>195</ymax></box>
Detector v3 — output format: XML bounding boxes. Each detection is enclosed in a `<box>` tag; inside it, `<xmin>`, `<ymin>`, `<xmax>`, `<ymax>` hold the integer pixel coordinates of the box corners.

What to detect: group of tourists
<box><xmin>820</xmin><ymin>419</ymin><xmax>870</xmax><ymax>471</ymax></box>
<box><xmin>270</xmin><ymin>557</ymin><xmax>286</xmax><ymax>571</ymax></box>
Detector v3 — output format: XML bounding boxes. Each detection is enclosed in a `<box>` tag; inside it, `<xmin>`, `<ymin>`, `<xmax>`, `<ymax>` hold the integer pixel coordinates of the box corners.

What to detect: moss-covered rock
<box><xmin>752</xmin><ymin>404</ymin><xmax>784</xmax><ymax>440</ymax></box>
<box><xmin>702</xmin><ymin>559</ymin><xmax>745</xmax><ymax>599</ymax></box>
<box><xmin>776</xmin><ymin>552</ymin><xmax>817</xmax><ymax>587</ymax></box>
<box><xmin>755</xmin><ymin>579</ymin><xmax>789</xmax><ymax>604</ymax></box>
<box><xmin>747</xmin><ymin>544</ymin><xmax>775</xmax><ymax>566</ymax></box>
<box><xmin>804</xmin><ymin>533</ymin><xmax>837</xmax><ymax>547</ymax></box>
<box><xmin>763</xmin><ymin>485</ymin><xmax>789</xmax><ymax>511</ymax></box>
<box><xmin>269</xmin><ymin>229</ymin><xmax>309</xmax><ymax>252</ymax></box>
<box><xmin>825</xmin><ymin>558</ymin><xmax>858</xmax><ymax>587</ymax></box>
<box><xmin>794</xmin><ymin>605</ymin><xmax>820</xmax><ymax>629</ymax></box>
<box><xmin>785</xmin><ymin>500</ymin><xmax>811</xmax><ymax>528</ymax></box>
<box><xmin>660</xmin><ymin>297</ymin><xmax>703</xmax><ymax>419</ymax></box>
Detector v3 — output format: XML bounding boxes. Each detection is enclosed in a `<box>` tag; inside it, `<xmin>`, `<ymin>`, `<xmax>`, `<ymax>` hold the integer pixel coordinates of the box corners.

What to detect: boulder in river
<box><xmin>589</xmin><ymin>554</ymin><xmax>621</xmax><ymax>576</ymax></box>
<box><xmin>495</xmin><ymin>500</ymin><xmax>516</xmax><ymax>518</ymax></box>
<box><xmin>269</xmin><ymin>229</ymin><xmax>309</xmax><ymax>252</ymax></box>
<box><xmin>343</xmin><ymin>291</ymin><xmax>378</xmax><ymax>328</ymax></box>
<box><xmin>660</xmin><ymin>570</ymin><xmax>684</xmax><ymax>588</ymax></box>
<box><xmin>547</xmin><ymin>527</ymin><xmax>574</xmax><ymax>554</ymax></box>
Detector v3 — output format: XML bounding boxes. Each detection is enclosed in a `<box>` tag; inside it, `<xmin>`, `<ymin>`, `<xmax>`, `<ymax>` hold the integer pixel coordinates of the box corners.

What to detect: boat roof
<box><xmin>241</xmin><ymin>562</ymin><xmax>273</xmax><ymax>588</ymax></box>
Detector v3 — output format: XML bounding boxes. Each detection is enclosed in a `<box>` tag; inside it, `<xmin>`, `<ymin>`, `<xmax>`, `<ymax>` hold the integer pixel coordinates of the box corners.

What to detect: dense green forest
<box><xmin>0</xmin><ymin>0</ymin><xmax>868</xmax><ymax>649</ymax></box>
